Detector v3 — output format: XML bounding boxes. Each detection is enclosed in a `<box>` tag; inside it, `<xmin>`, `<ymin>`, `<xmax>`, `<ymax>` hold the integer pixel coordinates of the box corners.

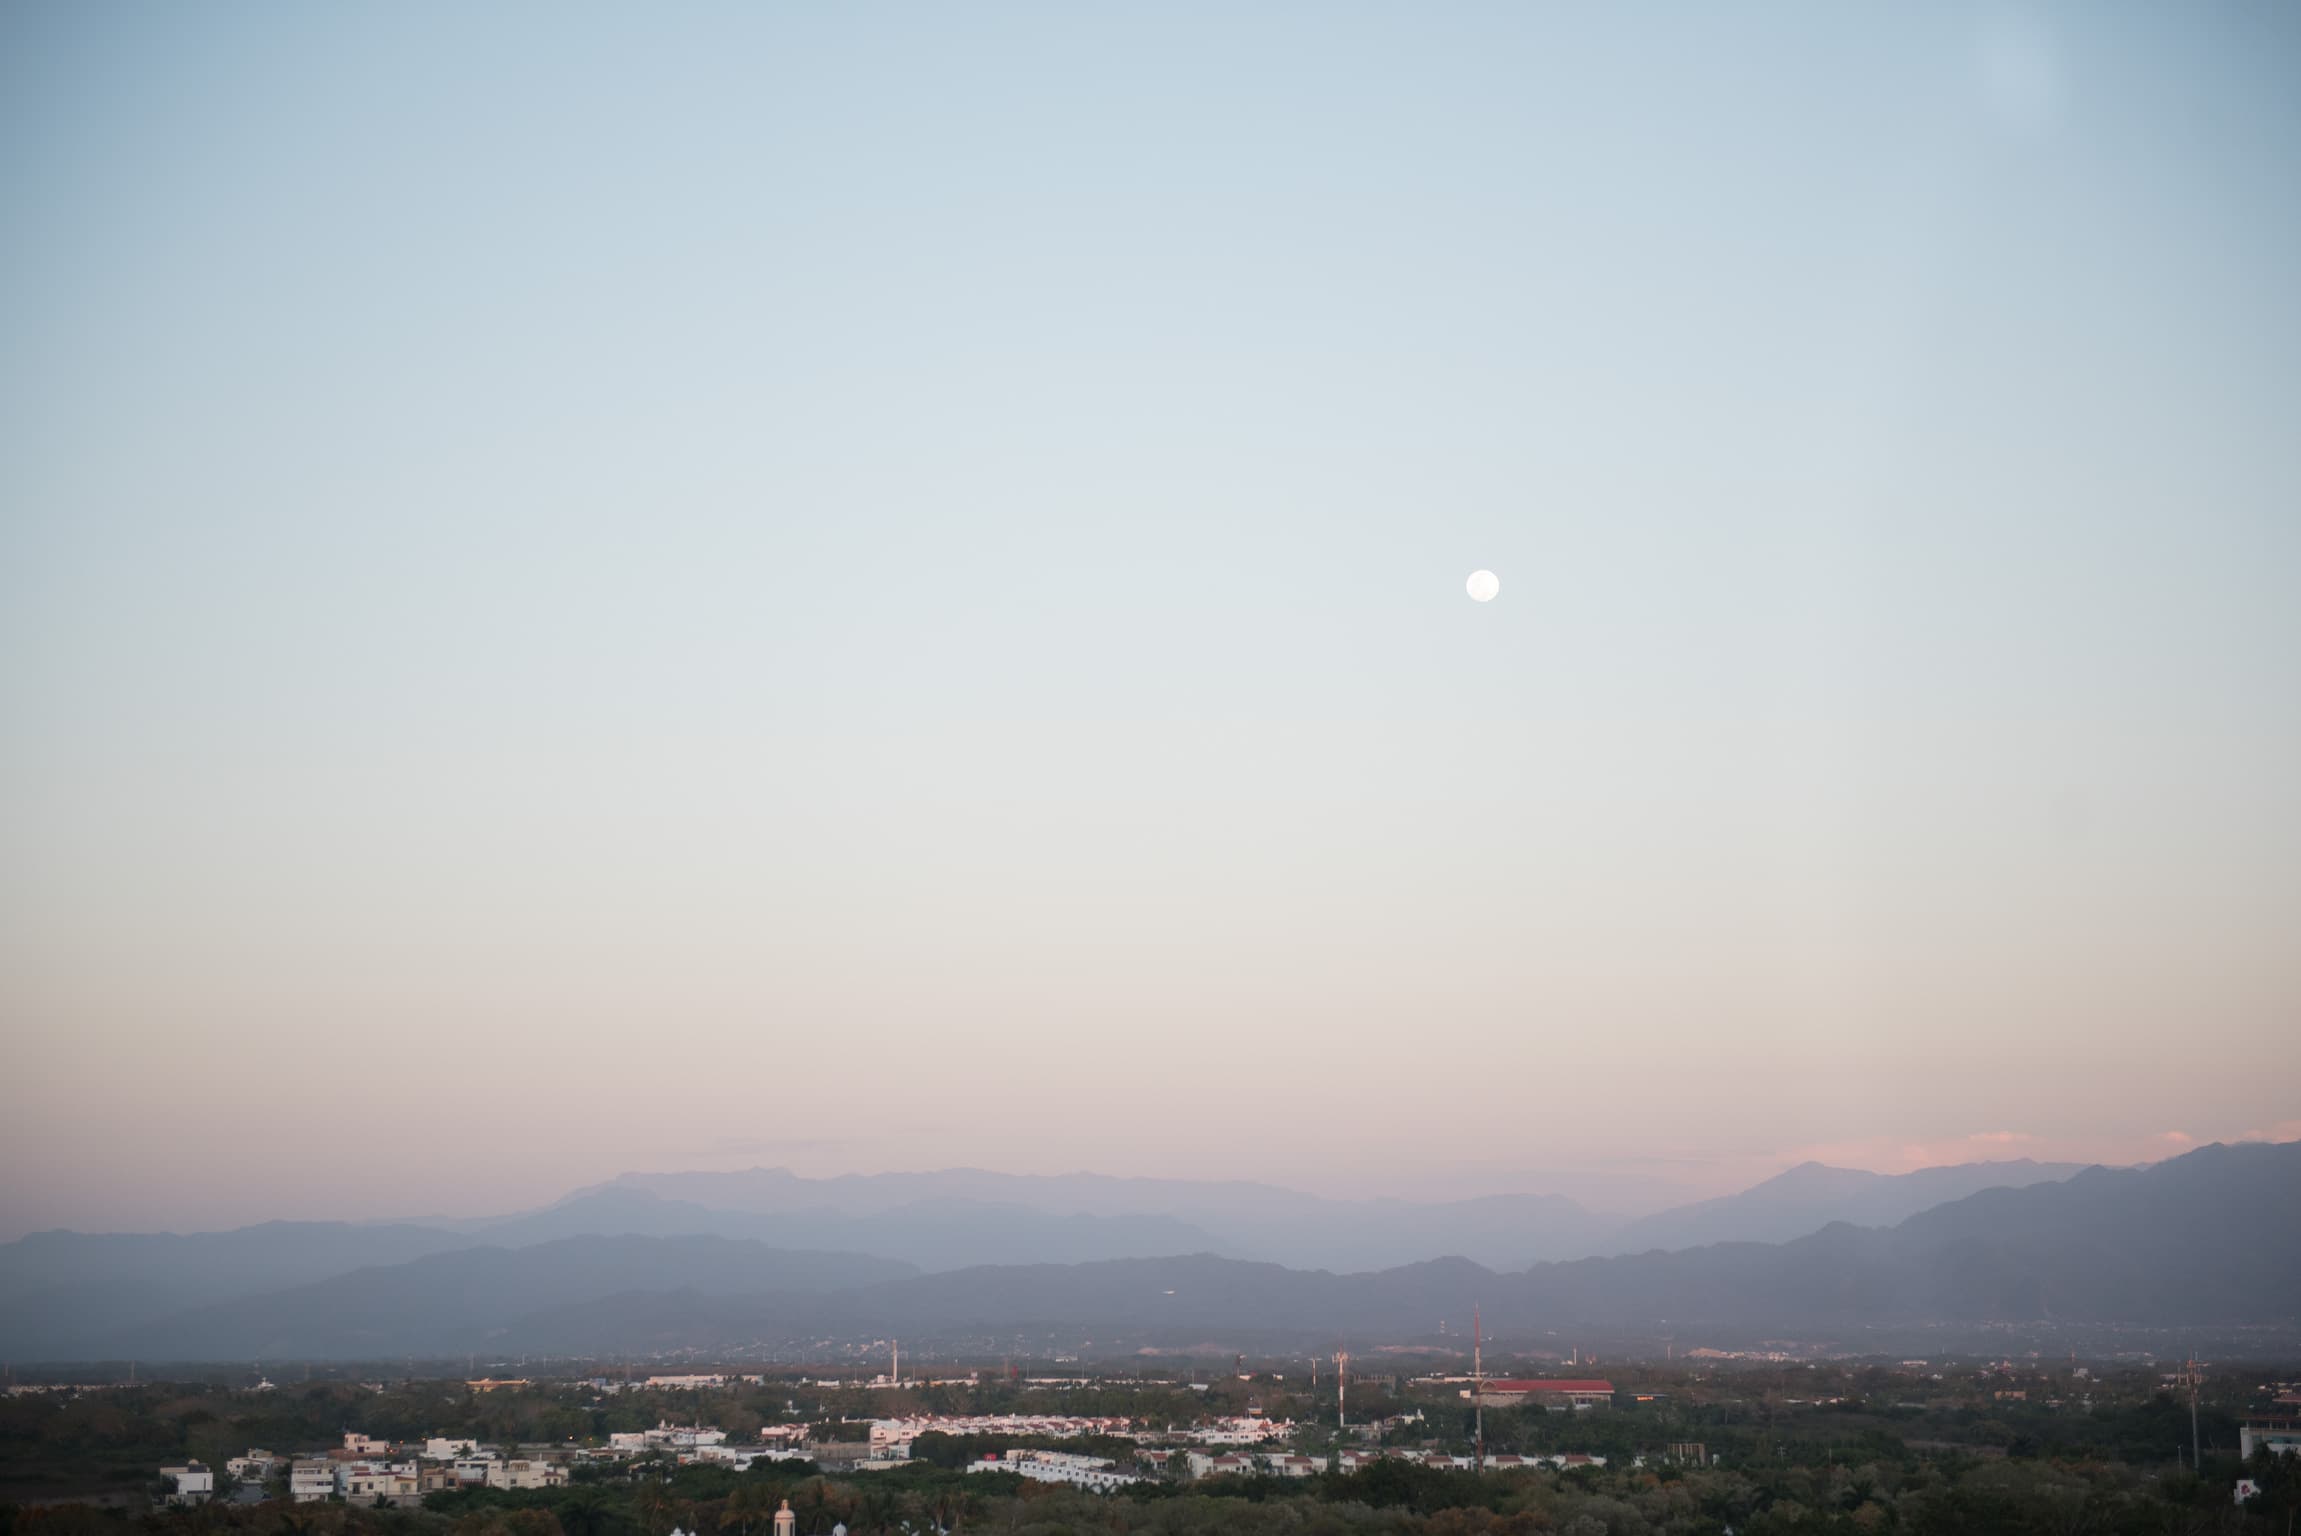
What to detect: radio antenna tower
<box><xmin>2177</xmin><ymin>1355</ymin><xmax>2202</xmax><ymax>1470</ymax></box>
<box><xmin>1472</xmin><ymin>1304</ymin><xmax>1486</xmax><ymax>1472</ymax></box>
<box><xmin>1336</xmin><ymin>1351</ymin><xmax>1349</xmax><ymax>1430</ymax></box>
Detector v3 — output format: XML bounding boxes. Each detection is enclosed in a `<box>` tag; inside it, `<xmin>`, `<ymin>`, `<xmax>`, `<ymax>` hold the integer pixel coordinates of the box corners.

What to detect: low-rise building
<box><xmin>493</xmin><ymin>1459</ymin><xmax>568</xmax><ymax>1490</ymax></box>
<box><xmin>610</xmin><ymin>1423</ymin><xmax>725</xmax><ymax>1453</ymax></box>
<box><xmin>227</xmin><ymin>1451</ymin><xmax>282</xmax><ymax>1483</ymax></box>
<box><xmin>971</xmin><ymin>1451</ymin><xmax>1141</xmax><ymax>1492</ymax></box>
<box><xmin>160</xmin><ymin>1464</ymin><xmax>213</xmax><ymax>1504</ymax></box>
<box><xmin>869</xmin><ymin>1414</ymin><xmax>1132</xmax><ymax>1448</ymax></box>
<box><xmin>803</xmin><ymin>1442</ymin><xmax>875</xmax><ymax>1467</ymax></box>
<box><xmin>339</xmin><ymin>1465</ymin><xmax>422</xmax><ymax>1507</ymax></box>
<box><xmin>1336</xmin><ymin>1448</ymin><xmax>1602</xmax><ymax>1475</ymax></box>
<box><xmin>424</xmin><ymin>1438</ymin><xmax>478</xmax><ymax>1459</ymax></box>
<box><xmin>289</xmin><ymin>1461</ymin><xmax>337</xmax><ymax>1503</ymax></box>
<box><xmin>1474</xmin><ymin>1379</ymin><xmax>1616</xmax><ymax>1411</ymax></box>
<box><xmin>1180</xmin><ymin>1417</ymin><xmax>1292</xmax><ymax>1446</ymax></box>
<box><xmin>2240</xmin><ymin>1418</ymin><xmax>2301</xmax><ymax>1460</ymax></box>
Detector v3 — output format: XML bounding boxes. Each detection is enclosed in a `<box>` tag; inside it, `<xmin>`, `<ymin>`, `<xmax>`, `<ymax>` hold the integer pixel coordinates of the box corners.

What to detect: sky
<box><xmin>2</xmin><ymin>3</ymin><xmax>2297</xmax><ymax>1239</ymax></box>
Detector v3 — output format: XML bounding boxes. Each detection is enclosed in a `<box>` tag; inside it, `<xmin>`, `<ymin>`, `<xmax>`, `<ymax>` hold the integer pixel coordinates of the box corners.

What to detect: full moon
<box><xmin>1466</xmin><ymin>569</ymin><xmax>1500</xmax><ymax>602</ymax></box>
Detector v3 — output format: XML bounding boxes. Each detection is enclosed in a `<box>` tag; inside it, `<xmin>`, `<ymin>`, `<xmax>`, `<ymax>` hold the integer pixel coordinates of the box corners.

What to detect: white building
<box><xmin>2240</xmin><ymin>1419</ymin><xmax>2301</xmax><ymax>1460</ymax></box>
<box><xmin>689</xmin><ymin>1446</ymin><xmax>771</xmax><ymax>1472</ymax></box>
<box><xmin>289</xmin><ymin>1461</ymin><xmax>337</xmax><ymax>1503</ymax></box>
<box><xmin>645</xmin><ymin>1375</ymin><xmax>726</xmax><ymax>1391</ymax></box>
<box><xmin>969</xmin><ymin>1451</ymin><xmax>1142</xmax><ymax>1492</ymax></box>
<box><xmin>1179</xmin><ymin>1418</ymin><xmax>1292</xmax><ymax>1446</ymax></box>
<box><xmin>226</xmin><ymin>1451</ymin><xmax>282</xmax><ymax>1482</ymax></box>
<box><xmin>492</xmin><ymin>1460</ymin><xmax>568</xmax><ymax>1490</ymax></box>
<box><xmin>869</xmin><ymin>1414</ymin><xmax>1132</xmax><ymax>1449</ymax></box>
<box><xmin>160</xmin><ymin>1464</ymin><xmax>213</xmax><ymax>1504</ymax></box>
<box><xmin>611</xmin><ymin>1423</ymin><xmax>726</xmax><ymax>1453</ymax></box>
<box><xmin>424</xmin><ymin>1438</ymin><xmax>478</xmax><ymax>1459</ymax></box>
<box><xmin>339</xmin><ymin>1465</ymin><xmax>422</xmax><ymax>1507</ymax></box>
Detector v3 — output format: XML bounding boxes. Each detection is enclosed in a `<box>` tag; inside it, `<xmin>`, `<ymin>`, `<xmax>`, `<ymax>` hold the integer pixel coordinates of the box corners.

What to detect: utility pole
<box><xmin>1472</xmin><ymin>1304</ymin><xmax>1486</xmax><ymax>1473</ymax></box>
<box><xmin>2180</xmin><ymin>1356</ymin><xmax>2203</xmax><ymax>1473</ymax></box>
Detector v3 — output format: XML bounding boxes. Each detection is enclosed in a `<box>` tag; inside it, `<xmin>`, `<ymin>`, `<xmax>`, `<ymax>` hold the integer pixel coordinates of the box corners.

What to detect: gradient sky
<box><xmin>3</xmin><ymin>3</ymin><xmax>2297</xmax><ymax>1239</ymax></box>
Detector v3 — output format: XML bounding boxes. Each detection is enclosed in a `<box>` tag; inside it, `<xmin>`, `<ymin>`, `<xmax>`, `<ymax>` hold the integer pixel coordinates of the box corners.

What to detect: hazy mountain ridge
<box><xmin>0</xmin><ymin>1154</ymin><xmax>2129</xmax><ymax>1355</ymax></box>
<box><xmin>1603</xmin><ymin>1158</ymin><xmax>2091</xmax><ymax>1254</ymax></box>
<box><xmin>474</xmin><ymin>1188</ymin><xmax>1228</xmax><ymax>1271</ymax></box>
<box><xmin>0</xmin><ymin>1221</ymin><xmax>475</xmax><ymax>1357</ymax></box>
<box><xmin>600</xmin><ymin>1168</ymin><xmax>1616</xmax><ymax>1271</ymax></box>
<box><xmin>81</xmin><ymin>1236</ymin><xmax>917</xmax><ymax>1362</ymax></box>
<box><xmin>15</xmin><ymin>1140</ymin><xmax>2290</xmax><ymax>1361</ymax></box>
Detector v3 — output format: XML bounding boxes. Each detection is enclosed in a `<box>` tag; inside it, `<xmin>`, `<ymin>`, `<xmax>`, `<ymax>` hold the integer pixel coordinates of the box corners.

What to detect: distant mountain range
<box><xmin>0</xmin><ymin>1221</ymin><xmax>475</xmax><ymax>1359</ymax></box>
<box><xmin>587</xmin><ymin>1159</ymin><xmax>2092</xmax><ymax>1273</ymax></box>
<box><xmin>586</xmin><ymin>1167</ymin><xmax>1613</xmax><ymax>1272</ymax></box>
<box><xmin>92</xmin><ymin>1236</ymin><xmax>914</xmax><ymax>1361</ymax></box>
<box><xmin>475</xmin><ymin>1188</ymin><xmax>1229</xmax><ymax>1273</ymax></box>
<box><xmin>7</xmin><ymin>1142</ymin><xmax>2290</xmax><ymax>1361</ymax></box>
<box><xmin>1606</xmin><ymin>1158</ymin><xmax>2088</xmax><ymax>1253</ymax></box>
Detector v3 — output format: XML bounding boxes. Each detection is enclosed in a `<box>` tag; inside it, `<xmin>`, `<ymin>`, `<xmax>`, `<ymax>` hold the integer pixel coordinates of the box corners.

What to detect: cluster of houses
<box><xmin>1339</xmin><ymin>1448</ymin><xmax>1608</xmax><ymax>1474</ymax></box>
<box><xmin>163</xmin><ymin>1434</ymin><xmax>570</xmax><ymax>1507</ymax></box>
<box><xmin>1132</xmin><ymin>1447</ymin><xmax>1607</xmax><ymax>1480</ymax></box>
<box><xmin>159</xmin><ymin>1410</ymin><xmax>1622</xmax><ymax>1507</ymax></box>
<box><xmin>609</xmin><ymin>1425</ymin><xmax>727</xmax><ymax>1454</ymax></box>
<box><xmin>666</xmin><ymin>1412</ymin><xmax>1295</xmax><ymax>1478</ymax></box>
<box><xmin>953</xmin><ymin>1443</ymin><xmax>1614</xmax><ymax>1492</ymax></box>
<box><xmin>966</xmin><ymin>1450</ymin><xmax>1144</xmax><ymax>1491</ymax></box>
<box><xmin>866</xmin><ymin>1413</ymin><xmax>1134</xmax><ymax>1450</ymax></box>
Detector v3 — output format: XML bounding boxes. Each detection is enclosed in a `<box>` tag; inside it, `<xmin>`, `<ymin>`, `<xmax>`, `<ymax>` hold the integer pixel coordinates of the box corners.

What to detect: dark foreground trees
<box><xmin>8</xmin><ymin>1451</ymin><xmax>2301</xmax><ymax>1536</ymax></box>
